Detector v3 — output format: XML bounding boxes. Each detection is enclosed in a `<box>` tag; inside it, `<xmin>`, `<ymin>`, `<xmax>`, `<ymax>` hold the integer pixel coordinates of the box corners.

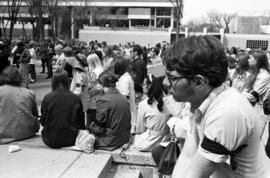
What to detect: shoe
<box><xmin>40</xmin><ymin>71</ymin><xmax>45</xmax><ymax>74</ymax></box>
<box><xmin>45</xmin><ymin>75</ymin><xmax>52</xmax><ymax>79</ymax></box>
<box><xmin>29</xmin><ymin>79</ymin><xmax>35</xmax><ymax>83</ymax></box>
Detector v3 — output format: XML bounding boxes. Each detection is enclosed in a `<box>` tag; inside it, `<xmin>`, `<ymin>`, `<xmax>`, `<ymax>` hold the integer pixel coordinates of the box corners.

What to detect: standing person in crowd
<box><xmin>69</xmin><ymin>54</ymin><xmax>89</xmax><ymax>114</ymax></box>
<box><xmin>28</xmin><ymin>41</ymin><xmax>37</xmax><ymax>83</ymax></box>
<box><xmin>0</xmin><ymin>41</ymin><xmax>10</xmax><ymax>73</ymax></box>
<box><xmin>162</xmin><ymin>35</ymin><xmax>270</xmax><ymax>178</ymax></box>
<box><xmin>231</xmin><ymin>52</ymin><xmax>250</xmax><ymax>92</ymax></box>
<box><xmin>86</xmin><ymin>53</ymin><xmax>104</xmax><ymax>126</ymax></box>
<box><xmin>40</xmin><ymin>68</ymin><xmax>85</xmax><ymax>148</ymax></box>
<box><xmin>131</xmin><ymin>44</ymin><xmax>147</xmax><ymax>88</ymax></box>
<box><xmin>0</xmin><ymin>66</ymin><xmax>39</xmax><ymax>144</ymax></box>
<box><xmin>46</xmin><ymin>40</ymin><xmax>54</xmax><ymax>79</ymax></box>
<box><xmin>242</xmin><ymin>50</ymin><xmax>270</xmax><ymax>144</ymax></box>
<box><xmin>12</xmin><ymin>41</ymin><xmax>24</xmax><ymax>69</ymax></box>
<box><xmin>133</xmin><ymin>74</ymin><xmax>170</xmax><ymax>152</ymax></box>
<box><xmin>89</xmin><ymin>70</ymin><xmax>131</xmax><ymax>151</ymax></box>
<box><xmin>102</xmin><ymin>47</ymin><xmax>115</xmax><ymax>70</ymax></box>
<box><xmin>38</xmin><ymin>41</ymin><xmax>48</xmax><ymax>74</ymax></box>
<box><xmin>114</xmin><ymin>57</ymin><xmax>137</xmax><ymax>133</ymax></box>
<box><xmin>61</xmin><ymin>46</ymin><xmax>74</xmax><ymax>80</ymax></box>
<box><xmin>19</xmin><ymin>42</ymin><xmax>31</xmax><ymax>88</ymax></box>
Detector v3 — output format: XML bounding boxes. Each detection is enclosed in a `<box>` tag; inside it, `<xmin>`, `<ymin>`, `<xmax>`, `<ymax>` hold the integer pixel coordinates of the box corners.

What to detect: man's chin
<box><xmin>172</xmin><ymin>95</ymin><xmax>182</xmax><ymax>102</ymax></box>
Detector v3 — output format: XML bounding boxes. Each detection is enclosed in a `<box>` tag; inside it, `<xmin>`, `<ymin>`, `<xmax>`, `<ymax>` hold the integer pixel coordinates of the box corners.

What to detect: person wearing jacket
<box><xmin>40</xmin><ymin>68</ymin><xmax>85</xmax><ymax>148</ymax></box>
<box><xmin>0</xmin><ymin>66</ymin><xmax>39</xmax><ymax>144</ymax></box>
<box><xmin>89</xmin><ymin>70</ymin><xmax>131</xmax><ymax>151</ymax></box>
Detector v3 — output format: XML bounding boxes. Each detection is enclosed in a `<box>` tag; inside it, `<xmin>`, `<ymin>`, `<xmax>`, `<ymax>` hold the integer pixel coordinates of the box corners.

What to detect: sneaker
<box><xmin>29</xmin><ymin>79</ymin><xmax>35</xmax><ymax>83</ymax></box>
<box><xmin>45</xmin><ymin>75</ymin><xmax>52</xmax><ymax>79</ymax></box>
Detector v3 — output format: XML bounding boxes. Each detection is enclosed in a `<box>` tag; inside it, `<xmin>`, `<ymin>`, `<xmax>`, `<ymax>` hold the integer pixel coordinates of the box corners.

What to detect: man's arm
<box><xmin>172</xmin><ymin>125</ymin><xmax>199</xmax><ymax>178</ymax></box>
<box><xmin>185</xmin><ymin>152</ymin><xmax>216</xmax><ymax>178</ymax></box>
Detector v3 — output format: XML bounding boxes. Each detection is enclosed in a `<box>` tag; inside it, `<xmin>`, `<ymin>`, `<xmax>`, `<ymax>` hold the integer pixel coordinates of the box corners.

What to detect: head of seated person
<box><xmin>93</xmin><ymin>70</ymin><xmax>131</xmax><ymax>151</ymax></box>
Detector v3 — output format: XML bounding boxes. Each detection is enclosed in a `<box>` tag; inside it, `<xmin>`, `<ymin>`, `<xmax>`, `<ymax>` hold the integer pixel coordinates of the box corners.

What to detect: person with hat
<box><xmin>70</xmin><ymin>54</ymin><xmax>89</xmax><ymax>114</ymax></box>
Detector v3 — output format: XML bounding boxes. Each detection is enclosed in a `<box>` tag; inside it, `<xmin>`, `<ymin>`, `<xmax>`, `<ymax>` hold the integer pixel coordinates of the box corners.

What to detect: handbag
<box><xmin>75</xmin><ymin>130</ymin><xmax>96</xmax><ymax>153</ymax></box>
<box><xmin>157</xmin><ymin>140</ymin><xmax>180</xmax><ymax>175</ymax></box>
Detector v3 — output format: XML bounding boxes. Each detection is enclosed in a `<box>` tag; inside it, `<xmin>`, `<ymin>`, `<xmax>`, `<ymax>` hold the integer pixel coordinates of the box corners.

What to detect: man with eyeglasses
<box><xmin>162</xmin><ymin>35</ymin><xmax>270</xmax><ymax>178</ymax></box>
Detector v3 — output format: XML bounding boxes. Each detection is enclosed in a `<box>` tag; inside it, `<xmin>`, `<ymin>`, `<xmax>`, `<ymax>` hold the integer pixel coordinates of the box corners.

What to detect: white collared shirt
<box><xmin>193</xmin><ymin>84</ymin><xmax>270</xmax><ymax>178</ymax></box>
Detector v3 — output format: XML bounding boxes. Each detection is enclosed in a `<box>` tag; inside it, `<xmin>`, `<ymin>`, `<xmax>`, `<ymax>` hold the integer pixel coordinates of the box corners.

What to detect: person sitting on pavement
<box><xmin>0</xmin><ymin>66</ymin><xmax>39</xmax><ymax>144</ymax></box>
<box><xmin>114</xmin><ymin>57</ymin><xmax>137</xmax><ymax>134</ymax></box>
<box><xmin>86</xmin><ymin>53</ymin><xmax>104</xmax><ymax>127</ymax></box>
<box><xmin>40</xmin><ymin>68</ymin><xmax>86</xmax><ymax>148</ymax></box>
<box><xmin>88</xmin><ymin>70</ymin><xmax>131</xmax><ymax>151</ymax></box>
<box><xmin>133</xmin><ymin>74</ymin><xmax>171</xmax><ymax>152</ymax></box>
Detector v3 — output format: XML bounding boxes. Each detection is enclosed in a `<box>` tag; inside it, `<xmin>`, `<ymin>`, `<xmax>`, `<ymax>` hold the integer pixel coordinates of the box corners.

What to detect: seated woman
<box><xmin>114</xmin><ymin>57</ymin><xmax>137</xmax><ymax>133</ymax></box>
<box><xmin>40</xmin><ymin>69</ymin><xmax>86</xmax><ymax>148</ymax></box>
<box><xmin>133</xmin><ymin>74</ymin><xmax>171</xmax><ymax>152</ymax></box>
<box><xmin>0</xmin><ymin>66</ymin><xmax>39</xmax><ymax>144</ymax></box>
<box><xmin>89</xmin><ymin>70</ymin><xmax>131</xmax><ymax>151</ymax></box>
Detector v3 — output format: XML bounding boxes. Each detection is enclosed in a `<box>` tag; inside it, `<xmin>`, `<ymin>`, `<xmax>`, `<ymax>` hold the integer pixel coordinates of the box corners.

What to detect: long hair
<box><xmin>245</xmin><ymin>50</ymin><xmax>270</xmax><ymax>91</ymax></box>
<box><xmin>87</xmin><ymin>53</ymin><xmax>102</xmax><ymax>73</ymax></box>
<box><xmin>51</xmin><ymin>68</ymin><xmax>70</xmax><ymax>92</ymax></box>
<box><xmin>232</xmin><ymin>52</ymin><xmax>250</xmax><ymax>79</ymax></box>
<box><xmin>146</xmin><ymin>74</ymin><xmax>164</xmax><ymax>112</ymax></box>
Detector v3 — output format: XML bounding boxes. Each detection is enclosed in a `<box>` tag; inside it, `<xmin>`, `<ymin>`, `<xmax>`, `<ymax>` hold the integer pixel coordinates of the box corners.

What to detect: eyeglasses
<box><xmin>166</xmin><ymin>74</ymin><xmax>185</xmax><ymax>86</ymax></box>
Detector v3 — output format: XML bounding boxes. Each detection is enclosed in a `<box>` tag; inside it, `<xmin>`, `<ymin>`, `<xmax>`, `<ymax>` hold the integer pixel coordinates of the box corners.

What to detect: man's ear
<box><xmin>193</xmin><ymin>75</ymin><xmax>208</xmax><ymax>88</ymax></box>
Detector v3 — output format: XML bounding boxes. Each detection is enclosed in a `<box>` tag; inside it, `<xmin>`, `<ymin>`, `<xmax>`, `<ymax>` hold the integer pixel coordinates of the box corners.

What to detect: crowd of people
<box><xmin>1</xmin><ymin>36</ymin><xmax>270</xmax><ymax>177</ymax></box>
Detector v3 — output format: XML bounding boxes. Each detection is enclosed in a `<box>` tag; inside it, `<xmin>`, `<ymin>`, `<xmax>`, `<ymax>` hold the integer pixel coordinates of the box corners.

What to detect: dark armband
<box><xmin>201</xmin><ymin>136</ymin><xmax>247</xmax><ymax>170</ymax></box>
<box><xmin>249</xmin><ymin>90</ymin><xmax>259</xmax><ymax>106</ymax></box>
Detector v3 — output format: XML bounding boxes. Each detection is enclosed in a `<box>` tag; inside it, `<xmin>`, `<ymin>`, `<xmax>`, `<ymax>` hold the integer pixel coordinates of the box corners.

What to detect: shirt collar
<box><xmin>197</xmin><ymin>83</ymin><xmax>228</xmax><ymax>116</ymax></box>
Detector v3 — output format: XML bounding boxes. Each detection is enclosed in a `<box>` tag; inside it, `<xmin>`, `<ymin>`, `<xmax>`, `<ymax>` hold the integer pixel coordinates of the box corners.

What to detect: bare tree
<box><xmin>43</xmin><ymin>0</ymin><xmax>59</xmax><ymax>41</ymax></box>
<box><xmin>24</xmin><ymin>0</ymin><xmax>44</xmax><ymax>41</ymax></box>
<box><xmin>63</xmin><ymin>0</ymin><xmax>94</xmax><ymax>38</ymax></box>
<box><xmin>0</xmin><ymin>6</ymin><xmax>9</xmax><ymax>39</ymax></box>
<box><xmin>223</xmin><ymin>13</ymin><xmax>237</xmax><ymax>33</ymax></box>
<box><xmin>169</xmin><ymin>0</ymin><xmax>183</xmax><ymax>40</ymax></box>
<box><xmin>4</xmin><ymin>0</ymin><xmax>24</xmax><ymax>41</ymax></box>
<box><xmin>207</xmin><ymin>10</ymin><xmax>236</xmax><ymax>33</ymax></box>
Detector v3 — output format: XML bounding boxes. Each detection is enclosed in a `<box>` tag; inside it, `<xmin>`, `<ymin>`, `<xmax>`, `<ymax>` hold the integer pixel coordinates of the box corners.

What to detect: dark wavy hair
<box><xmin>162</xmin><ymin>35</ymin><xmax>228</xmax><ymax>88</ymax></box>
<box><xmin>98</xmin><ymin>70</ymin><xmax>118</xmax><ymax>88</ymax></box>
<box><xmin>245</xmin><ymin>50</ymin><xmax>270</xmax><ymax>91</ymax></box>
<box><xmin>146</xmin><ymin>74</ymin><xmax>164</xmax><ymax>112</ymax></box>
<box><xmin>51</xmin><ymin>68</ymin><xmax>70</xmax><ymax>92</ymax></box>
<box><xmin>0</xmin><ymin>65</ymin><xmax>22</xmax><ymax>86</ymax></box>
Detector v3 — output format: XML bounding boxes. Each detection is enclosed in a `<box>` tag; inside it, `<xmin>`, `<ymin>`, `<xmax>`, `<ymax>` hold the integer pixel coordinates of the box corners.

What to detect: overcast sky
<box><xmin>182</xmin><ymin>0</ymin><xmax>270</xmax><ymax>23</ymax></box>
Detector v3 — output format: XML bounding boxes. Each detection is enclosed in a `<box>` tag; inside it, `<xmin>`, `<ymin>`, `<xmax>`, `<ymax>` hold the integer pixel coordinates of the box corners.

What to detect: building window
<box><xmin>246</xmin><ymin>40</ymin><xmax>268</xmax><ymax>49</ymax></box>
<box><xmin>131</xmin><ymin>19</ymin><xmax>150</xmax><ymax>27</ymax></box>
<box><xmin>156</xmin><ymin>18</ymin><xmax>170</xmax><ymax>28</ymax></box>
<box><xmin>156</xmin><ymin>7</ymin><xmax>171</xmax><ymax>16</ymax></box>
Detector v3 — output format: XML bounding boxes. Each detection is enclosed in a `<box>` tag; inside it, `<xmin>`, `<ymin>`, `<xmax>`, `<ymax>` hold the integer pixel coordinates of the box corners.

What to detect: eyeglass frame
<box><xmin>166</xmin><ymin>72</ymin><xmax>186</xmax><ymax>86</ymax></box>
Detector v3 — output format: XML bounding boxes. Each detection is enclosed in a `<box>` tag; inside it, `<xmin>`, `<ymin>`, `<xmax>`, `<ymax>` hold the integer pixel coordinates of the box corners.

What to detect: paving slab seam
<box><xmin>58</xmin><ymin>152</ymin><xmax>83</xmax><ymax>178</ymax></box>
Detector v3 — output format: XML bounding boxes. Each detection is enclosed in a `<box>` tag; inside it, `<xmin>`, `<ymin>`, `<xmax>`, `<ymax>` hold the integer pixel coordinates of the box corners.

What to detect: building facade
<box><xmin>0</xmin><ymin>0</ymin><xmax>177</xmax><ymax>41</ymax></box>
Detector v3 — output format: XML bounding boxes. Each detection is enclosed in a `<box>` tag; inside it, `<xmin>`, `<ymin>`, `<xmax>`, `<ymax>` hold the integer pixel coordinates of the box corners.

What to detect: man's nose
<box><xmin>162</xmin><ymin>76</ymin><xmax>171</xmax><ymax>93</ymax></box>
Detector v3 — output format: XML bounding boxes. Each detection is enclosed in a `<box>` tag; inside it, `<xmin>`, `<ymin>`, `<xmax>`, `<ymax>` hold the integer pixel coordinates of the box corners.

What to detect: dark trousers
<box><xmin>29</xmin><ymin>64</ymin><xmax>36</xmax><ymax>80</ymax></box>
<box><xmin>86</xmin><ymin>109</ymin><xmax>96</xmax><ymax>128</ymax></box>
<box><xmin>41</xmin><ymin>58</ymin><xmax>46</xmax><ymax>73</ymax></box>
<box><xmin>265</xmin><ymin>123</ymin><xmax>270</xmax><ymax>158</ymax></box>
<box><xmin>46</xmin><ymin>57</ymin><xmax>53</xmax><ymax>77</ymax></box>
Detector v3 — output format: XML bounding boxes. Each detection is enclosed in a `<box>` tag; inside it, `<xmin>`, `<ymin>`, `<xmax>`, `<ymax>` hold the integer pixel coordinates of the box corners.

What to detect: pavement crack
<box><xmin>58</xmin><ymin>152</ymin><xmax>83</xmax><ymax>178</ymax></box>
